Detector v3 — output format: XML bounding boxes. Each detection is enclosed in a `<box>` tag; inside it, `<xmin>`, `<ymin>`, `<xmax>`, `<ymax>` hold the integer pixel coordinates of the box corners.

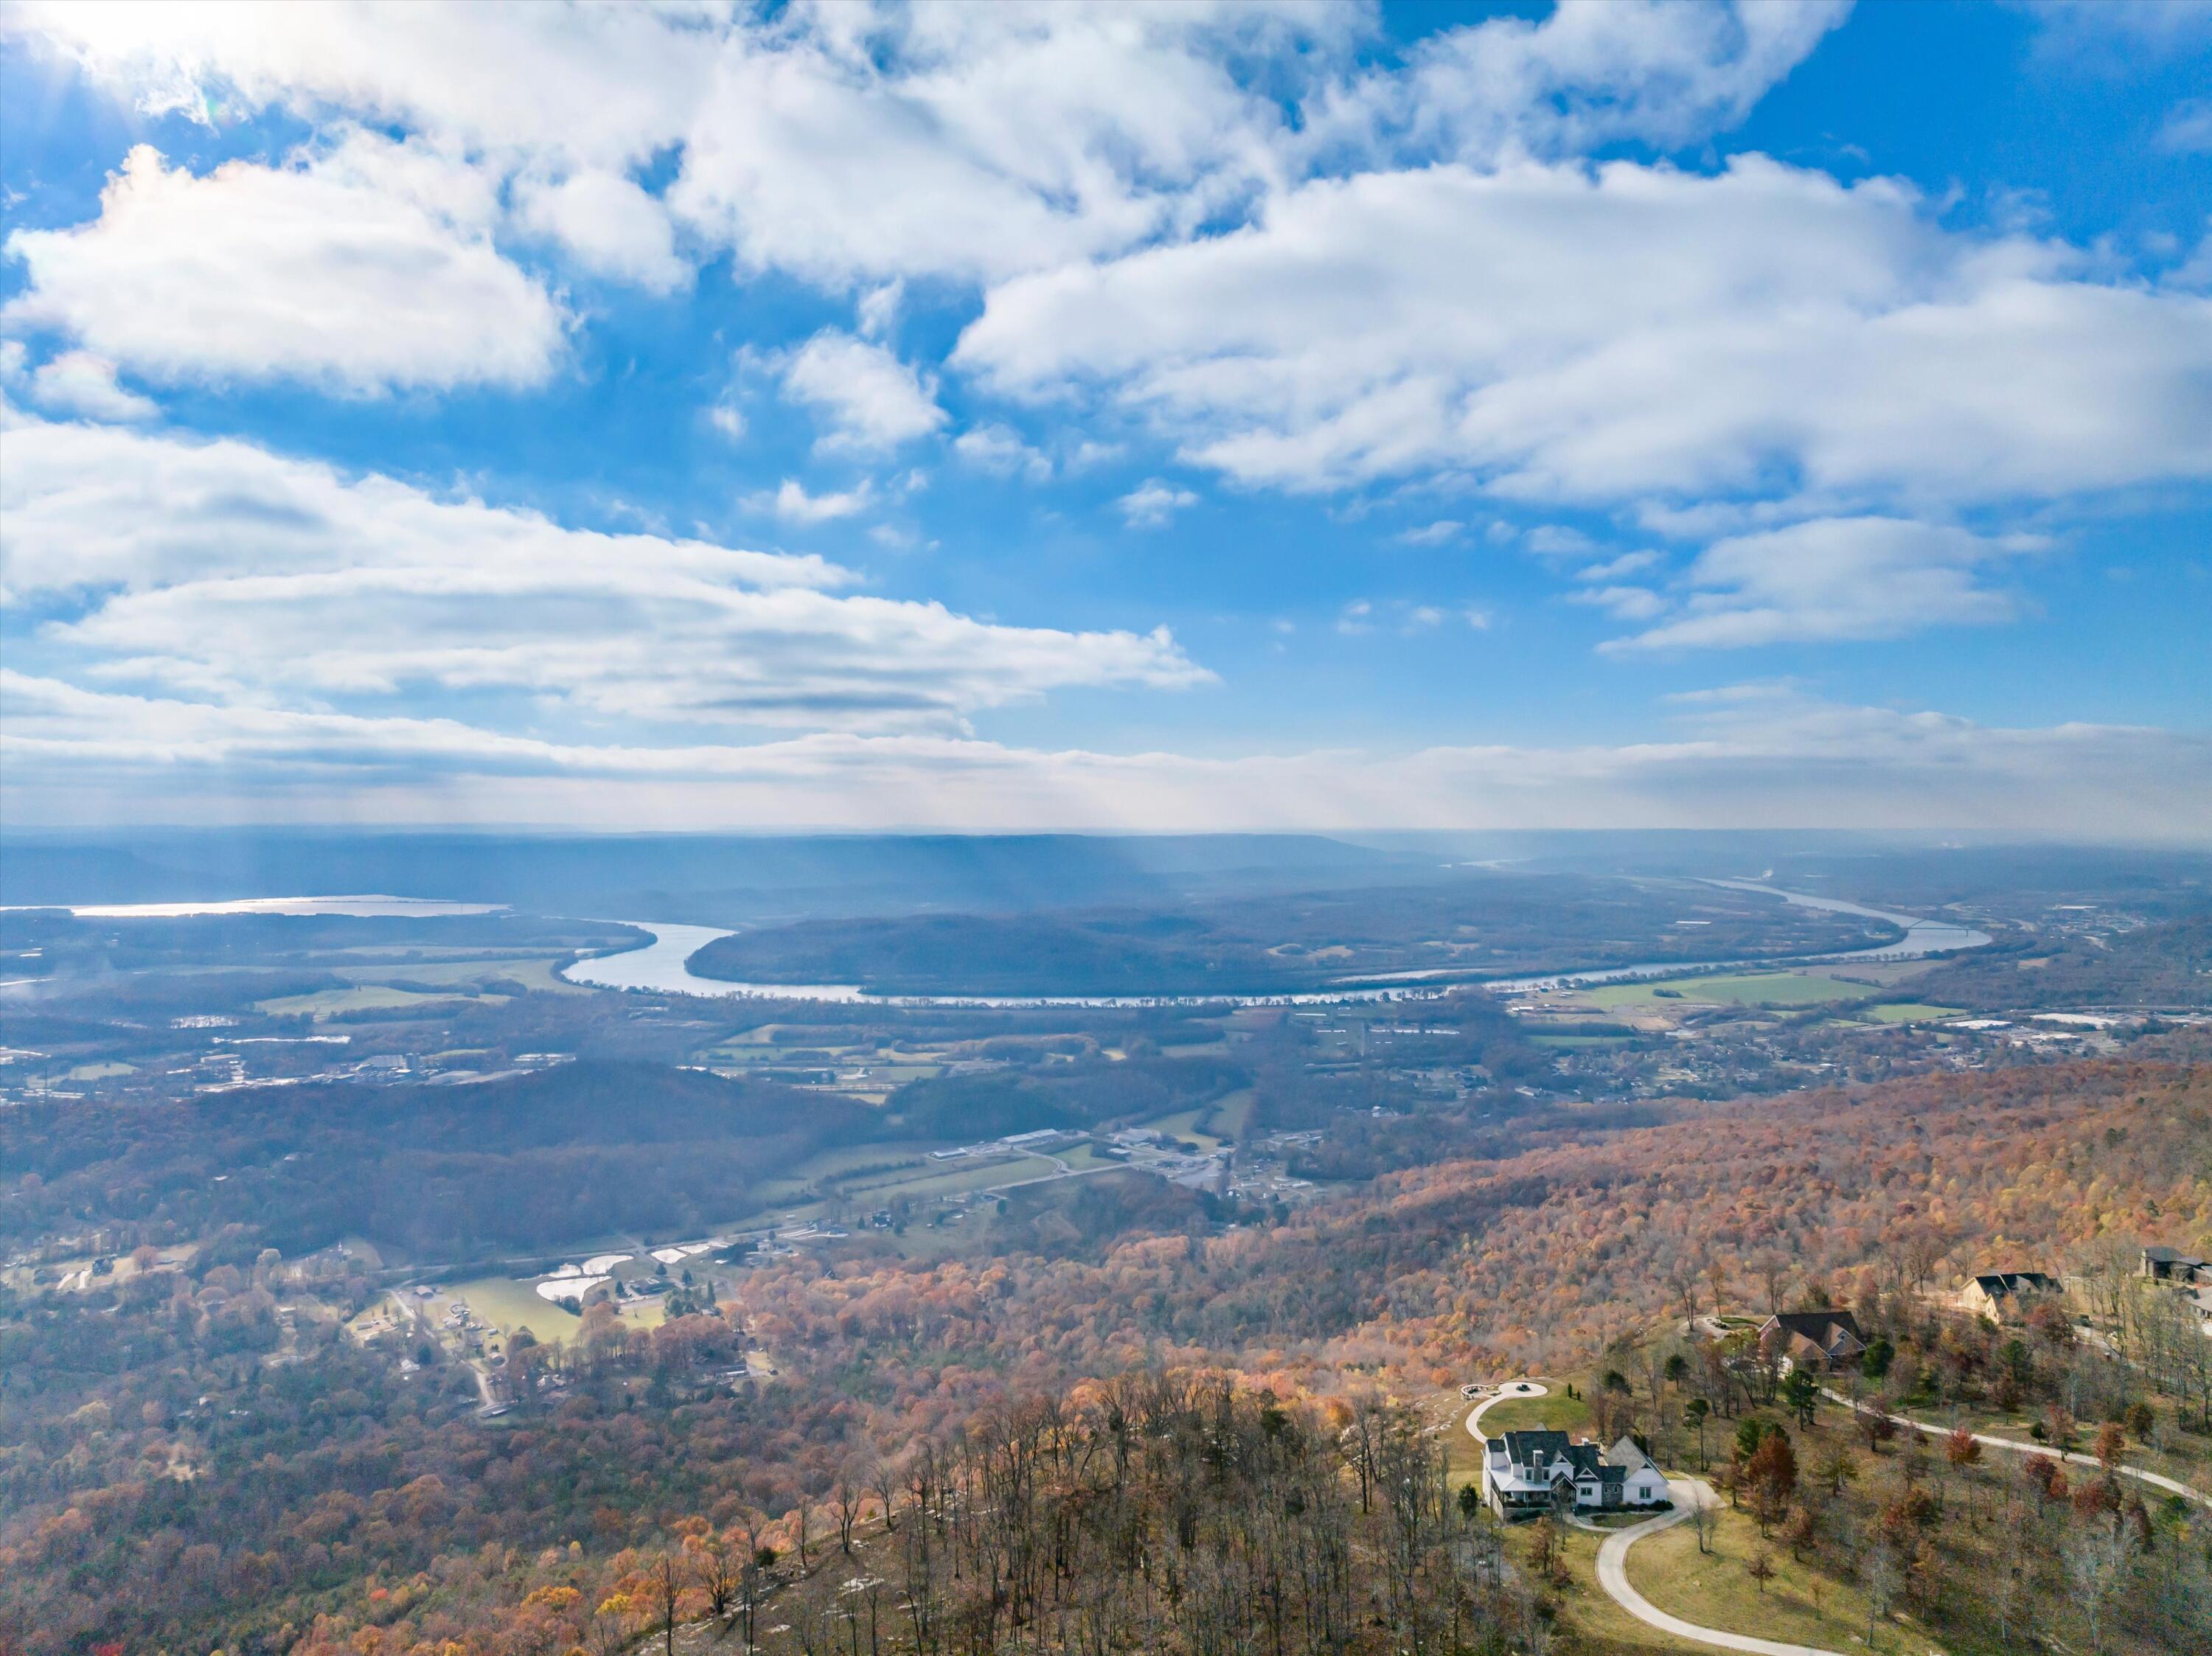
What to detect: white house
<box><xmin>1481</xmin><ymin>1428</ymin><xmax>1669</xmax><ymax>1521</ymax></box>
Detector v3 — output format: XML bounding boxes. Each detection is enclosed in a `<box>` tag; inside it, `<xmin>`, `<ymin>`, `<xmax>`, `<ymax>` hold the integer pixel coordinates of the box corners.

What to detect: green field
<box><xmin>1586</xmin><ymin>972</ymin><xmax>1859</xmax><ymax>1012</ymax></box>
<box><xmin>260</xmin><ymin>984</ymin><xmax>501</xmax><ymax>1017</ymax></box>
<box><xmin>452</xmin><ymin>1276</ymin><xmax>580</xmax><ymax>1342</ymax></box>
<box><xmin>1531</xmin><ymin>1033</ymin><xmax>1633</xmax><ymax>1048</ymax></box>
<box><xmin>1474</xmin><ymin>1388</ymin><xmax>1594</xmax><ymax>1440</ymax></box>
<box><xmin>1862</xmin><ymin>1001</ymin><xmax>1966</xmax><ymax>1023</ymax></box>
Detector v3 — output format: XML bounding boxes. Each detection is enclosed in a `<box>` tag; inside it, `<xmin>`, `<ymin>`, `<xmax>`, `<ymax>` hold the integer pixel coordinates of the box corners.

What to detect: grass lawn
<box><xmin>1587</xmin><ymin>972</ymin><xmax>1860</xmax><ymax>1012</ymax></box>
<box><xmin>1208</xmin><ymin>1087</ymin><xmax>1255</xmax><ymax>1138</ymax></box>
<box><xmin>1544</xmin><ymin>1528</ymin><xmax>1705</xmax><ymax>1655</ymax></box>
<box><xmin>1477</xmin><ymin>1388</ymin><xmax>1595</xmax><ymax>1440</ymax></box>
<box><xmin>1862</xmin><ymin>1001</ymin><xmax>1966</xmax><ymax>1023</ymax></box>
<box><xmin>1627</xmin><ymin>1503</ymin><xmax>1875</xmax><ymax>1652</ymax></box>
<box><xmin>259</xmin><ymin>984</ymin><xmax>498</xmax><ymax>1017</ymax></box>
<box><xmin>1139</xmin><ymin>1106</ymin><xmax>1227</xmax><ymax>1152</ymax></box>
<box><xmin>452</xmin><ymin>1277</ymin><xmax>580</xmax><ymax>1343</ymax></box>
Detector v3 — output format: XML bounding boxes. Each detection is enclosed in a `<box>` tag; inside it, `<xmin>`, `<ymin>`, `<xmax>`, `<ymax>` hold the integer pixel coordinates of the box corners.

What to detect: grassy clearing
<box><xmin>1627</xmin><ymin>1502</ymin><xmax>1876</xmax><ymax>1653</ymax></box>
<box><xmin>1477</xmin><ymin>1388</ymin><xmax>1594</xmax><ymax>1440</ymax></box>
<box><xmin>1554</xmin><ymin>1527</ymin><xmax>1708</xmax><ymax>1654</ymax></box>
<box><xmin>451</xmin><ymin>1277</ymin><xmax>580</xmax><ymax>1343</ymax></box>
<box><xmin>259</xmin><ymin>984</ymin><xmax>498</xmax><ymax>1017</ymax></box>
<box><xmin>1862</xmin><ymin>1001</ymin><xmax>1966</xmax><ymax>1023</ymax></box>
<box><xmin>1587</xmin><ymin>972</ymin><xmax>1858</xmax><ymax>1012</ymax></box>
<box><xmin>1531</xmin><ymin>1033</ymin><xmax>1634</xmax><ymax>1048</ymax></box>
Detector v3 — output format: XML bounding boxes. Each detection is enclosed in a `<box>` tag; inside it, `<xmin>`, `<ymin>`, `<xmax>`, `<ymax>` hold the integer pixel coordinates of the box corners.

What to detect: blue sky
<box><xmin>1</xmin><ymin>1</ymin><xmax>2207</xmax><ymax>835</ymax></box>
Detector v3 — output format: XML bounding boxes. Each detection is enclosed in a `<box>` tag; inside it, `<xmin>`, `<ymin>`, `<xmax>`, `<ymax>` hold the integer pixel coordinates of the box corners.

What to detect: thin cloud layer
<box><xmin>5</xmin><ymin>413</ymin><xmax>1209</xmax><ymax>734</ymax></box>
<box><xmin>6</xmin><ymin>673</ymin><xmax>2205</xmax><ymax>842</ymax></box>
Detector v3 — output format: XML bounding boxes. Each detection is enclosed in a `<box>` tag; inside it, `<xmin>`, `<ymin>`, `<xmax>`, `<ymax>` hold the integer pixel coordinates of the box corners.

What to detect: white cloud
<box><xmin>3</xmin><ymin>413</ymin><xmax>1208</xmax><ymax>735</ymax></box>
<box><xmin>1576</xmin><ymin>550</ymin><xmax>1661</xmax><ymax>581</ymax></box>
<box><xmin>1308</xmin><ymin>0</ymin><xmax>1851</xmax><ymax>167</ymax></box>
<box><xmin>2158</xmin><ymin>99</ymin><xmax>2212</xmax><ymax>155</ymax></box>
<box><xmin>513</xmin><ymin>167</ymin><xmax>686</xmax><ymax>293</ymax></box>
<box><xmin>4</xmin><ymin>135</ymin><xmax>564</xmax><ymax>393</ymax></box>
<box><xmin>1119</xmin><ymin>479</ymin><xmax>1200</xmax><ymax>527</ymax></box>
<box><xmin>1394</xmin><ymin>520</ymin><xmax>1464</xmax><ymax>546</ymax></box>
<box><xmin>1336</xmin><ymin>599</ymin><xmax>1374</xmax><ymax>635</ymax></box>
<box><xmin>1605</xmin><ymin>517</ymin><xmax>2039</xmax><ymax>651</ymax></box>
<box><xmin>24</xmin><ymin>349</ymin><xmax>159</xmax><ymax>422</ymax></box>
<box><xmin>748</xmin><ymin>479</ymin><xmax>877</xmax><ymax>525</ymax></box>
<box><xmin>8</xmin><ymin>674</ymin><xmax>2205</xmax><ymax>842</ymax></box>
<box><xmin>856</xmin><ymin>280</ymin><xmax>905</xmax><ymax>339</ymax></box>
<box><xmin>1</xmin><ymin>0</ymin><xmax>1853</xmax><ymax>304</ymax></box>
<box><xmin>953</xmin><ymin>422</ymin><xmax>1051</xmax><ymax>482</ymax></box>
<box><xmin>779</xmin><ymin>331</ymin><xmax>945</xmax><ymax>453</ymax></box>
<box><xmin>958</xmin><ymin>156</ymin><xmax>2212</xmax><ymax>509</ymax></box>
<box><xmin>1570</xmin><ymin>585</ymin><xmax>1669</xmax><ymax>622</ymax></box>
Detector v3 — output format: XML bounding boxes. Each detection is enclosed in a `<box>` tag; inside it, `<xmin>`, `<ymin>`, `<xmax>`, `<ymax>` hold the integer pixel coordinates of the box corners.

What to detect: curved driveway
<box><xmin>1820</xmin><ymin>1388</ymin><xmax>2211</xmax><ymax>1511</ymax></box>
<box><xmin>1464</xmin><ymin>1380</ymin><xmax>1846</xmax><ymax>1656</ymax></box>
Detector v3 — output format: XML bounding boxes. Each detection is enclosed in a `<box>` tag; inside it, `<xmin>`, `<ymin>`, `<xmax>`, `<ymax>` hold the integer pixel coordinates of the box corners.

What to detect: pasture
<box><xmin>1585</xmin><ymin>971</ymin><xmax>1859</xmax><ymax>1012</ymax></box>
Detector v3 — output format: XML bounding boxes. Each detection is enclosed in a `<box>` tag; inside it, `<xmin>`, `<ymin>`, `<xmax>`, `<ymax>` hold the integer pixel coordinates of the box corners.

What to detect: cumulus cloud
<box><xmin>1308</xmin><ymin>0</ymin><xmax>1850</xmax><ymax>166</ymax></box>
<box><xmin>2</xmin><ymin>0</ymin><xmax>1851</xmax><ymax>302</ymax></box>
<box><xmin>958</xmin><ymin>156</ymin><xmax>2212</xmax><ymax>509</ymax></box>
<box><xmin>2158</xmin><ymin>99</ymin><xmax>2212</xmax><ymax>155</ymax></box>
<box><xmin>1605</xmin><ymin>517</ymin><xmax>2039</xmax><ymax>651</ymax></box>
<box><xmin>3</xmin><ymin>414</ymin><xmax>1208</xmax><ymax>735</ymax></box>
<box><xmin>4</xmin><ymin>135</ymin><xmax>564</xmax><ymax>393</ymax></box>
<box><xmin>1394</xmin><ymin>520</ymin><xmax>1464</xmax><ymax>546</ymax></box>
<box><xmin>748</xmin><ymin>479</ymin><xmax>875</xmax><ymax>525</ymax></box>
<box><xmin>1119</xmin><ymin>479</ymin><xmax>1200</xmax><ymax>528</ymax></box>
<box><xmin>953</xmin><ymin>422</ymin><xmax>1051</xmax><ymax>481</ymax></box>
<box><xmin>512</xmin><ymin>167</ymin><xmax>687</xmax><ymax>292</ymax></box>
<box><xmin>21</xmin><ymin>349</ymin><xmax>159</xmax><ymax>422</ymax></box>
<box><xmin>779</xmin><ymin>331</ymin><xmax>945</xmax><ymax>453</ymax></box>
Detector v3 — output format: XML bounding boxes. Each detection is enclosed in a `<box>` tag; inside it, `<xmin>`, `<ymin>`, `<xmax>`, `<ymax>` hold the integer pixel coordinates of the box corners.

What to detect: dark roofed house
<box><xmin>1964</xmin><ymin>1270</ymin><xmax>2061</xmax><ymax>1319</ymax></box>
<box><xmin>1479</xmin><ymin>1427</ymin><xmax>1667</xmax><ymax>1520</ymax></box>
<box><xmin>2142</xmin><ymin>1246</ymin><xmax>2211</xmax><ymax>1284</ymax></box>
<box><xmin>1758</xmin><ymin>1309</ymin><xmax>1866</xmax><ymax>1371</ymax></box>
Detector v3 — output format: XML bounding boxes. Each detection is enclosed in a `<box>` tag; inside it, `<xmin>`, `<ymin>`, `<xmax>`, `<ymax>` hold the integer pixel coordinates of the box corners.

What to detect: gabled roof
<box><xmin>1495</xmin><ymin>1430</ymin><xmax>1602</xmax><ymax>1478</ymax></box>
<box><xmin>1607</xmin><ymin>1435</ymin><xmax>1652</xmax><ymax>1471</ymax></box>
<box><xmin>1972</xmin><ymin>1270</ymin><xmax>2057</xmax><ymax>1296</ymax></box>
<box><xmin>1762</xmin><ymin>1309</ymin><xmax>1865</xmax><ymax>1350</ymax></box>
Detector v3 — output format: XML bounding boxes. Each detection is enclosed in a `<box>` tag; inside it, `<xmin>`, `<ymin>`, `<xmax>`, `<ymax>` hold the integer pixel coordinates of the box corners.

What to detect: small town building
<box><xmin>1757</xmin><ymin>1309</ymin><xmax>1867</xmax><ymax>1371</ymax></box>
<box><xmin>1480</xmin><ymin>1429</ymin><xmax>1669</xmax><ymax>1521</ymax></box>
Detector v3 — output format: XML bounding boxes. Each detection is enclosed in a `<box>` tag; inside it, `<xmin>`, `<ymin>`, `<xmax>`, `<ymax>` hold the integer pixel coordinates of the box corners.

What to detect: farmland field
<box><xmin>452</xmin><ymin>1276</ymin><xmax>580</xmax><ymax>1341</ymax></box>
<box><xmin>258</xmin><ymin>984</ymin><xmax>501</xmax><ymax>1017</ymax></box>
<box><xmin>1585</xmin><ymin>971</ymin><xmax>1860</xmax><ymax>1011</ymax></box>
<box><xmin>1863</xmin><ymin>1001</ymin><xmax>1966</xmax><ymax>1023</ymax></box>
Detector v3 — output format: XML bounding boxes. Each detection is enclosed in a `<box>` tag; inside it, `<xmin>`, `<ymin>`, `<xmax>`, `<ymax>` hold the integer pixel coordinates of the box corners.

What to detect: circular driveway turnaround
<box><xmin>1464</xmin><ymin>1380</ymin><xmax>1846</xmax><ymax>1656</ymax></box>
<box><xmin>1821</xmin><ymin>1389</ymin><xmax>2211</xmax><ymax>1511</ymax></box>
<box><xmin>1464</xmin><ymin>1378</ymin><xmax>1549</xmax><ymax>1447</ymax></box>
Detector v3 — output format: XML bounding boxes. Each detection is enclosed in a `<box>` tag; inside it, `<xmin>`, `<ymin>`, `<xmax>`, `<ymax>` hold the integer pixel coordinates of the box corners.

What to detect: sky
<box><xmin>0</xmin><ymin>0</ymin><xmax>2208</xmax><ymax>838</ymax></box>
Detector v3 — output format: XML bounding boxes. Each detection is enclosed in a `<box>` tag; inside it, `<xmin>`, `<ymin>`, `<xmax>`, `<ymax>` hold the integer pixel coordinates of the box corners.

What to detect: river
<box><xmin>559</xmin><ymin>884</ymin><xmax>1992</xmax><ymax>1007</ymax></box>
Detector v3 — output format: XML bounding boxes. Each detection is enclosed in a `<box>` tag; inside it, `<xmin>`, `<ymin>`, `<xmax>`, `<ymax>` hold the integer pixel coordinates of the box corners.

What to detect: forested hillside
<box><xmin>4</xmin><ymin>1060</ymin><xmax>2205</xmax><ymax>1654</ymax></box>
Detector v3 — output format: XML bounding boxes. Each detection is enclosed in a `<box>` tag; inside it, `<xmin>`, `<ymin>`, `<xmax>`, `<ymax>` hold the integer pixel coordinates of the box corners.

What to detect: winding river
<box><xmin>558</xmin><ymin>886</ymin><xmax>1992</xmax><ymax>1007</ymax></box>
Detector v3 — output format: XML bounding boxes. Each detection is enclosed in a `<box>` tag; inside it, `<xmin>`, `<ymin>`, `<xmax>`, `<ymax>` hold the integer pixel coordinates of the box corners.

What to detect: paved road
<box><xmin>1466</xmin><ymin>1382</ymin><xmax>1846</xmax><ymax>1656</ymax></box>
<box><xmin>1594</xmin><ymin>1481</ymin><xmax>1846</xmax><ymax>1656</ymax></box>
<box><xmin>1820</xmin><ymin>1388</ymin><xmax>2211</xmax><ymax>1511</ymax></box>
<box><xmin>1463</xmin><ymin>1378</ymin><xmax>1549</xmax><ymax>1447</ymax></box>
